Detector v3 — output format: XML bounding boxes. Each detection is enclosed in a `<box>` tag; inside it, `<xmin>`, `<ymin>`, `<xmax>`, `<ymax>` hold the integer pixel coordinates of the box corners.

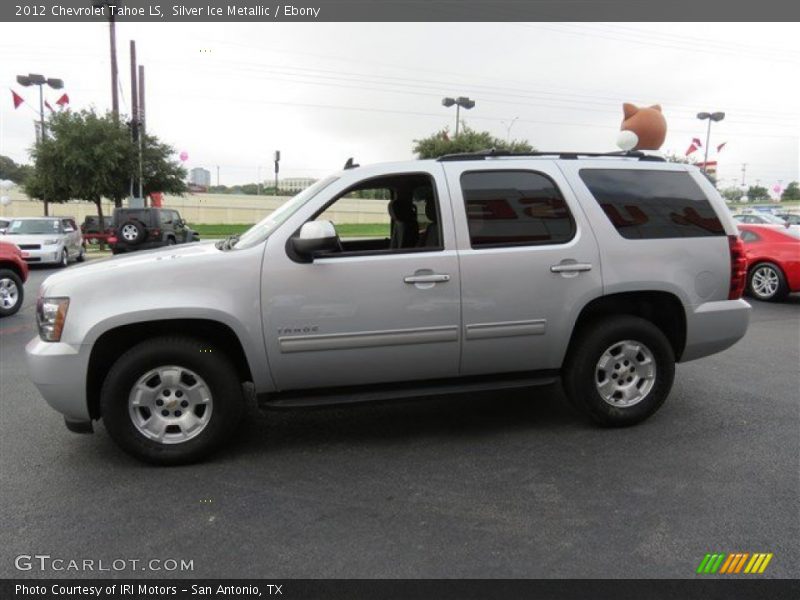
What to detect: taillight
<box><xmin>108</xmin><ymin>236</ymin><xmax>118</xmax><ymax>244</ymax></box>
<box><xmin>728</xmin><ymin>234</ymin><xmax>747</xmax><ymax>300</ymax></box>
<box><xmin>151</xmin><ymin>228</ymin><xmax>161</xmax><ymax>238</ymax></box>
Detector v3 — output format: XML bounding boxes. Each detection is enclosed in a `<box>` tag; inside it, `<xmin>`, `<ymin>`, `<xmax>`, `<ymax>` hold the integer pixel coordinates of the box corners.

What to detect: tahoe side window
<box><xmin>460</xmin><ymin>170</ymin><xmax>575</xmax><ymax>248</ymax></box>
<box><xmin>579</xmin><ymin>169</ymin><xmax>725</xmax><ymax>239</ymax></box>
<box><xmin>312</xmin><ymin>173</ymin><xmax>443</xmax><ymax>255</ymax></box>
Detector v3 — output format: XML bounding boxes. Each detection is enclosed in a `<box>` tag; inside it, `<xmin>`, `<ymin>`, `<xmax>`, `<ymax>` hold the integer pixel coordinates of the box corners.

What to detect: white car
<box><xmin>0</xmin><ymin>216</ymin><xmax>85</xmax><ymax>267</ymax></box>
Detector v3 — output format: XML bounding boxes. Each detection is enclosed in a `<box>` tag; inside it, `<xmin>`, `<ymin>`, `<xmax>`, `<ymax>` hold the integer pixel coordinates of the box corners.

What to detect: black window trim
<box><xmin>288</xmin><ymin>171</ymin><xmax>446</xmax><ymax>262</ymax></box>
<box><xmin>460</xmin><ymin>168</ymin><xmax>577</xmax><ymax>250</ymax></box>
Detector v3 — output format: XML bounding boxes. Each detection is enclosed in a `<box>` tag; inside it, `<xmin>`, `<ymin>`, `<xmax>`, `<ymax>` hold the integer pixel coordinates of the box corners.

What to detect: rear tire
<box><xmin>747</xmin><ymin>262</ymin><xmax>788</xmax><ymax>302</ymax></box>
<box><xmin>76</xmin><ymin>246</ymin><xmax>86</xmax><ymax>263</ymax></box>
<box><xmin>563</xmin><ymin>316</ymin><xmax>675</xmax><ymax>427</ymax></box>
<box><xmin>100</xmin><ymin>336</ymin><xmax>244</xmax><ymax>465</ymax></box>
<box><xmin>58</xmin><ymin>249</ymin><xmax>69</xmax><ymax>268</ymax></box>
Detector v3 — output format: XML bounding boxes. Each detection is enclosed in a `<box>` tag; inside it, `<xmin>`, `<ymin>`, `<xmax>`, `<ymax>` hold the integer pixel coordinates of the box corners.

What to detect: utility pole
<box><xmin>740</xmin><ymin>164</ymin><xmax>747</xmax><ymax>188</ymax></box>
<box><xmin>216</xmin><ymin>165</ymin><xmax>220</xmax><ymax>187</ymax></box>
<box><xmin>129</xmin><ymin>40</ymin><xmax>142</xmax><ymax>207</ymax></box>
<box><xmin>137</xmin><ymin>64</ymin><xmax>146</xmax><ymax>205</ymax></box>
<box><xmin>110</xmin><ymin>13</ymin><xmax>119</xmax><ymax>120</ymax></box>
<box><xmin>274</xmin><ymin>151</ymin><xmax>280</xmax><ymax>195</ymax></box>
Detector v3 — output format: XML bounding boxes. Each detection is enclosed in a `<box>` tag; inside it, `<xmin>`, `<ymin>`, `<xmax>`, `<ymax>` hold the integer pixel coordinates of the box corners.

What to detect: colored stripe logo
<box><xmin>696</xmin><ymin>552</ymin><xmax>773</xmax><ymax>574</ymax></box>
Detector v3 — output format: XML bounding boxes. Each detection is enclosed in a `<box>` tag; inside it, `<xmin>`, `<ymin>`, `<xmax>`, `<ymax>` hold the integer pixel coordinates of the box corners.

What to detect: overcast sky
<box><xmin>1</xmin><ymin>22</ymin><xmax>798</xmax><ymax>191</ymax></box>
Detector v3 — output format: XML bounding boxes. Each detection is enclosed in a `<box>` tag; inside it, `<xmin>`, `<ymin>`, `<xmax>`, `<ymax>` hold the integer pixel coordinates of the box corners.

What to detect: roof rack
<box><xmin>436</xmin><ymin>149</ymin><xmax>666</xmax><ymax>162</ymax></box>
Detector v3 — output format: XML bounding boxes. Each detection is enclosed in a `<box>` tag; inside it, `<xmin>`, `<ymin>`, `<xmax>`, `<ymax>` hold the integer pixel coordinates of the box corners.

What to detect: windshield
<box><xmin>233</xmin><ymin>176</ymin><xmax>338</xmax><ymax>250</ymax></box>
<box><xmin>7</xmin><ymin>219</ymin><xmax>61</xmax><ymax>235</ymax></box>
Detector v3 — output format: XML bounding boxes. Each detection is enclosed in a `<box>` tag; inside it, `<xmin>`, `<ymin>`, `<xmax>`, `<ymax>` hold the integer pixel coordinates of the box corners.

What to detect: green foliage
<box><xmin>413</xmin><ymin>125</ymin><xmax>533</xmax><ymax>159</ymax></box>
<box><xmin>0</xmin><ymin>155</ymin><xmax>33</xmax><ymax>184</ymax></box>
<box><xmin>719</xmin><ymin>186</ymin><xmax>744</xmax><ymax>202</ymax></box>
<box><xmin>746</xmin><ymin>185</ymin><xmax>770</xmax><ymax>202</ymax></box>
<box><xmin>664</xmin><ymin>153</ymin><xmax>716</xmax><ymax>185</ymax></box>
<box><xmin>781</xmin><ymin>181</ymin><xmax>800</xmax><ymax>201</ymax></box>
<box><xmin>24</xmin><ymin>109</ymin><xmax>186</xmax><ymax>207</ymax></box>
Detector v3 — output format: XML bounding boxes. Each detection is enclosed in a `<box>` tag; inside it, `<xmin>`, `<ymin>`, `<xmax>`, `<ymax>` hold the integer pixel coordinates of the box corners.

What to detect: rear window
<box><xmin>460</xmin><ymin>170</ymin><xmax>575</xmax><ymax>247</ymax></box>
<box><xmin>115</xmin><ymin>210</ymin><xmax>154</xmax><ymax>225</ymax></box>
<box><xmin>579</xmin><ymin>169</ymin><xmax>724</xmax><ymax>239</ymax></box>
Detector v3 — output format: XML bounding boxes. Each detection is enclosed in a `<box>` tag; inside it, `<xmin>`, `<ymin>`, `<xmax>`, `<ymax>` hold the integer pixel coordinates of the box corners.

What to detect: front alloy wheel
<box><xmin>129</xmin><ymin>365</ymin><xmax>213</xmax><ymax>444</ymax></box>
<box><xmin>101</xmin><ymin>336</ymin><xmax>245</xmax><ymax>464</ymax></box>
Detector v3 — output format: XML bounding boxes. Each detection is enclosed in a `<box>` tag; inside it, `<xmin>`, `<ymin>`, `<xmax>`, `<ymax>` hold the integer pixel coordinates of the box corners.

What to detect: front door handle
<box><xmin>404</xmin><ymin>273</ymin><xmax>451</xmax><ymax>284</ymax></box>
<box><xmin>550</xmin><ymin>263</ymin><xmax>592</xmax><ymax>273</ymax></box>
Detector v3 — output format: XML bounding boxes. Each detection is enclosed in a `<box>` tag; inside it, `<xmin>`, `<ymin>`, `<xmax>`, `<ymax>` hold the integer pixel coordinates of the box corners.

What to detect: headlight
<box><xmin>42</xmin><ymin>238</ymin><xmax>59</xmax><ymax>245</ymax></box>
<box><xmin>36</xmin><ymin>297</ymin><xmax>70</xmax><ymax>342</ymax></box>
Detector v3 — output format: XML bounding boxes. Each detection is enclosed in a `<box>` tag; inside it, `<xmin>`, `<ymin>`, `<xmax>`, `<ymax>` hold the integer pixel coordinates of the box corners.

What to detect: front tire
<box><xmin>747</xmin><ymin>262</ymin><xmax>788</xmax><ymax>302</ymax></box>
<box><xmin>0</xmin><ymin>269</ymin><xmax>23</xmax><ymax>317</ymax></box>
<box><xmin>563</xmin><ymin>316</ymin><xmax>675</xmax><ymax>427</ymax></box>
<box><xmin>100</xmin><ymin>337</ymin><xmax>244</xmax><ymax>465</ymax></box>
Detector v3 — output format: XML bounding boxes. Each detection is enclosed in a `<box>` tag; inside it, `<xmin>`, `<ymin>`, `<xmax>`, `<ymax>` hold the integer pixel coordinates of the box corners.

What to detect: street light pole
<box><xmin>17</xmin><ymin>73</ymin><xmax>63</xmax><ymax>216</ymax></box>
<box><xmin>696</xmin><ymin>111</ymin><xmax>725</xmax><ymax>174</ymax></box>
<box><xmin>442</xmin><ymin>96</ymin><xmax>475</xmax><ymax>137</ymax></box>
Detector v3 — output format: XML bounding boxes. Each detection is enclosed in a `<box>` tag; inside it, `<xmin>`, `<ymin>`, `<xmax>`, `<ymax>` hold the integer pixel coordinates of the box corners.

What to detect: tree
<box><xmin>413</xmin><ymin>125</ymin><xmax>533</xmax><ymax>159</ymax></box>
<box><xmin>0</xmin><ymin>155</ymin><xmax>33</xmax><ymax>185</ymax></box>
<box><xmin>746</xmin><ymin>185</ymin><xmax>770</xmax><ymax>202</ymax></box>
<box><xmin>781</xmin><ymin>181</ymin><xmax>800</xmax><ymax>201</ymax></box>
<box><xmin>24</xmin><ymin>110</ymin><xmax>186</xmax><ymax>226</ymax></box>
<box><xmin>664</xmin><ymin>153</ymin><xmax>716</xmax><ymax>186</ymax></box>
<box><xmin>719</xmin><ymin>186</ymin><xmax>744</xmax><ymax>203</ymax></box>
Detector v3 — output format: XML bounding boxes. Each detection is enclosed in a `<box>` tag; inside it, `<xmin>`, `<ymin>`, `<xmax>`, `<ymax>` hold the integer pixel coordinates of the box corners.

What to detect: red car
<box><xmin>0</xmin><ymin>240</ymin><xmax>30</xmax><ymax>317</ymax></box>
<box><xmin>737</xmin><ymin>224</ymin><xmax>800</xmax><ymax>302</ymax></box>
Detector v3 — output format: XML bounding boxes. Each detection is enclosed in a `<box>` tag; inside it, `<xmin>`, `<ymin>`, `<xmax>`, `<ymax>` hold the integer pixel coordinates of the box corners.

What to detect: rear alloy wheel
<box><xmin>748</xmin><ymin>262</ymin><xmax>788</xmax><ymax>302</ymax></box>
<box><xmin>59</xmin><ymin>249</ymin><xmax>69</xmax><ymax>268</ymax></box>
<box><xmin>0</xmin><ymin>269</ymin><xmax>23</xmax><ymax>317</ymax></box>
<box><xmin>101</xmin><ymin>336</ymin><xmax>244</xmax><ymax>465</ymax></box>
<box><xmin>76</xmin><ymin>246</ymin><xmax>86</xmax><ymax>262</ymax></box>
<box><xmin>563</xmin><ymin>316</ymin><xmax>675</xmax><ymax>427</ymax></box>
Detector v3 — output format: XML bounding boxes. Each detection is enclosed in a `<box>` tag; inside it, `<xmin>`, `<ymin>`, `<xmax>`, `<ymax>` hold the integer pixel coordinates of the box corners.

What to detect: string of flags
<box><xmin>686</xmin><ymin>137</ymin><xmax>727</xmax><ymax>173</ymax></box>
<box><xmin>9</xmin><ymin>89</ymin><xmax>70</xmax><ymax>110</ymax></box>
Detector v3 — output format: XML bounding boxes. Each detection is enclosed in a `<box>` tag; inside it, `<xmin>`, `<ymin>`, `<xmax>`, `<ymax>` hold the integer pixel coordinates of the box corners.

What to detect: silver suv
<box><xmin>26</xmin><ymin>151</ymin><xmax>751</xmax><ymax>464</ymax></box>
<box><xmin>1</xmin><ymin>216</ymin><xmax>85</xmax><ymax>267</ymax></box>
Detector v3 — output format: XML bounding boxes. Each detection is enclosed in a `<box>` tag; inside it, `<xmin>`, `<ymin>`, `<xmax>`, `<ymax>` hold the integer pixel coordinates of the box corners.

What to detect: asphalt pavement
<box><xmin>1</xmin><ymin>265</ymin><xmax>798</xmax><ymax>579</ymax></box>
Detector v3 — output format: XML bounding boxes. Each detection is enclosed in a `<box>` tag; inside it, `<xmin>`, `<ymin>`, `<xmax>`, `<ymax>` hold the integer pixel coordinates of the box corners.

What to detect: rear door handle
<box><xmin>550</xmin><ymin>263</ymin><xmax>592</xmax><ymax>273</ymax></box>
<box><xmin>404</xmin><ymin>273</ymin><xmax>450</xmax><ymax>284</ymax></box>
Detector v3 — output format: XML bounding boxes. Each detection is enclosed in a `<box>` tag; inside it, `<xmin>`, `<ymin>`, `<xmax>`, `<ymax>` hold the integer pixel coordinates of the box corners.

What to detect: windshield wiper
<box><xmin>216</xmin><ymin>234</ymin><xmax>240</xmax><ymax>250</ymax></box>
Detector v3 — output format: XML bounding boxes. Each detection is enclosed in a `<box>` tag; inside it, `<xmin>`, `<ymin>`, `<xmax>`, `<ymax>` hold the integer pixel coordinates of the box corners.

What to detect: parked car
<box><xmin>80</xmin><ymin>215</ymin><xmax>114</xmax><ymax>245</ymax></box>
<box><xmin>0</xmin><ymin>216</ymin><xmax>84</xmax><ymax>267</ymax></box>
<box><xmin>737</xmin><ymin>224</ymin><xmax>800</xmax><ymax>301</ymax></box>
<box><xmin>0</xmin><ymin>240</ymin><xmax>29</xmax><ymax>317</ymax></box>
<box><xmin>775</xmin><ymin>213</ymin><xmax>800</xmax><ymax>226</ymax></box>
<box><xmin>109</xmin><ymin>207</ymin><xmax>199</xmax><ymax>254</ymax></box>
<box><xmin>27</xmin><ymin>151</ymin><xmax>751</xmax><ymax>464</ymax></box>
<box><xmin>733</xmin><ymin>212</ymin><xmax>791</xmax><ymax>226</ymax></box>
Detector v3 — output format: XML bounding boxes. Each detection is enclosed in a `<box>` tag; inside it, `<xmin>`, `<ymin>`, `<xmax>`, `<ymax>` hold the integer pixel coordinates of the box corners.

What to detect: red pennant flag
<box><xmin>45</xmin><ymin>100</ymin><xmax>55</xmax><ymax>112</ymax></box>
<box><xmin>11</xmin><ymin>90</ymin><xmax>24</xmax><ymax>109</ymax></box>
<box><xmin>685</xmin><ymin>143</ymin><xmax>698</xmax><ymax>156</ymax></box>
<box><xmin>716</xmin><ymin>142</ymin><xmax>727</xmax><ymax>152</ymax></box>
<box><xmin>55</xmin><ymin>93</ymin><xmax>69</xmax><ymax>107</ymax></box>
<box><xmin>692</xmin><ymin>137</ymin><xmax>703</xmax><ymax>147</ymax></box>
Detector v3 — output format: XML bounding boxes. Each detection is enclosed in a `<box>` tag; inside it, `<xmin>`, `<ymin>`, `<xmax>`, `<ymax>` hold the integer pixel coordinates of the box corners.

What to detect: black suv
<box><xmin>111</xmin><ymin>208</ymin><xmax>199</xmax><ymax>254</ymax></box>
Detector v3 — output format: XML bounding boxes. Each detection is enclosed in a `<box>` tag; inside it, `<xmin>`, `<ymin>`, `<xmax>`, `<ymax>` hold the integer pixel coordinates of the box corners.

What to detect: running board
<box><xmin>259</xmin><ymin>370</ymin><xmax>560</xmax><ymax>409</ymax></box>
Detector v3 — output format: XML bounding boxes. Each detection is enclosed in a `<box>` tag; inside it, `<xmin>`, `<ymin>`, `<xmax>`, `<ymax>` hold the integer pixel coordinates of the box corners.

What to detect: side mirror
<box><xmin>178</xmin><ymin>218</ymin><xmax>186</xmax><ymax>227</ymax></box>
<box><xmin>291</xmin><ymin>220</ymin><xmax>339</xmax><ymax>261</ymax></box>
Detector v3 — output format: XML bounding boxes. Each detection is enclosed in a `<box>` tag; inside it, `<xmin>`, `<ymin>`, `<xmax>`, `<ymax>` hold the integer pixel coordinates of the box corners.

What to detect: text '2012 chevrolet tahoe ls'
<box><xmin>26</xmin><ymin>151</ymin><xmax>751</xmax><ymax>464</ymax></box>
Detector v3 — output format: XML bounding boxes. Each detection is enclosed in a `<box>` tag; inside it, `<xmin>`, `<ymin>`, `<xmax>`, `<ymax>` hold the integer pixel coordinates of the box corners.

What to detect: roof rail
<box><xmin>436</xmin><ymin>149</ymin><xmax>666</xmax><ymax>162</ymax></box>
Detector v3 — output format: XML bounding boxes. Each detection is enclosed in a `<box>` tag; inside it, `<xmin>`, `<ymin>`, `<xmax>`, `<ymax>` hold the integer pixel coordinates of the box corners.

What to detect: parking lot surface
<box><xmin>1</xmin><ymin>266</ymin><xmax>798</xmax><ymax>579</ymax></box>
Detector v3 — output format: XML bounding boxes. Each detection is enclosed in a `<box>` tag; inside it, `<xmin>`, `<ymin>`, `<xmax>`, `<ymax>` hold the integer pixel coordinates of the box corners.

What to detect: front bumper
<box><xmin>25</xmin><ymin>336</ymin><xmax>92</xmax><ymax>422</ymax></box>
<box><xmin>20</xmin><ymin>246</ymin><xmax>63</xmax><ymax>264</ymax></box>
<box><xmin>681</xmin><ymin>298</ymin><xmax>751</xmax><ymax>362</ymax></box>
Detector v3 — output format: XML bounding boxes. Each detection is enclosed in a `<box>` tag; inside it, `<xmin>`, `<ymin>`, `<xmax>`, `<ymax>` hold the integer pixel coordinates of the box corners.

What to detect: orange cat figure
<box><xmin>616</xmin><ymin>103</ymin><xmax>667</xmax><ymax>151</ymax></box>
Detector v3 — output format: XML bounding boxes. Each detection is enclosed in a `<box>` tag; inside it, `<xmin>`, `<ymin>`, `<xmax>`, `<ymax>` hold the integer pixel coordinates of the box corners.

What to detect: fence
<box><xmin>0</xmin><ymin>190</ymin><xmax>390</xmax><ymax>225</ymax></box>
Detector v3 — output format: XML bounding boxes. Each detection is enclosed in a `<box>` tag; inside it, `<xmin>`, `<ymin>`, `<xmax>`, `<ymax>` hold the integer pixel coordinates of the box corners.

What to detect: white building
<box><xmin>280</xmin><ymin>177</ymin><xmax>317</xmax><ymax>192</ymax></box>
<box><xmin>189</xmin><ymin>167</ymin><xmax>211</xmax><ymax>188</ymax></box>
